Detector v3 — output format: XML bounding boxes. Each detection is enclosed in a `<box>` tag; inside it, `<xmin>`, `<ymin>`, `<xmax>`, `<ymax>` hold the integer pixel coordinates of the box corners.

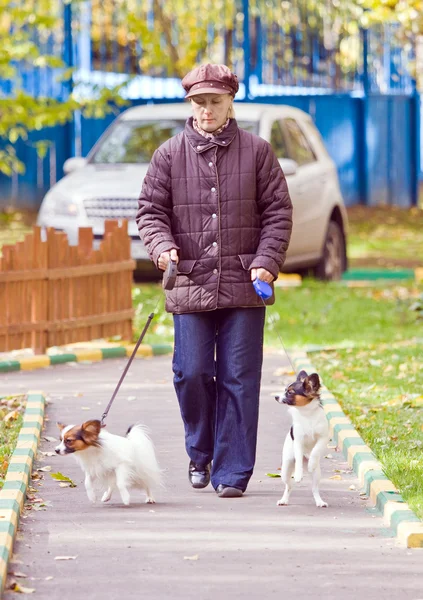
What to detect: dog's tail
<box><xmin>126</xmin><ymin>423</ymin><xmax>164</xmax><ymax>488</ymax></box>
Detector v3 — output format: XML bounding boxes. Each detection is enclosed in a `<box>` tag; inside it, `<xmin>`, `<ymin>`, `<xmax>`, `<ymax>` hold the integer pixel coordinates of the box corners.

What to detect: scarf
<box><xmin>193</xmin><ymin>118</ymin><xmax>231</xmax><ymax>140</ymax></box>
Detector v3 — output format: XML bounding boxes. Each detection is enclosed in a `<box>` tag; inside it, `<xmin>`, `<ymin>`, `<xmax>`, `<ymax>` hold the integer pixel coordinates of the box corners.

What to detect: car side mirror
<box><xmin>278</xmin><ymin>158</ymin><xmax>298</xmax><ymax>177</ymax></box>
<box><xmin>63</xmin><ymin>157</ymin><xmax>87</xmax><ymax>175</ymax></box>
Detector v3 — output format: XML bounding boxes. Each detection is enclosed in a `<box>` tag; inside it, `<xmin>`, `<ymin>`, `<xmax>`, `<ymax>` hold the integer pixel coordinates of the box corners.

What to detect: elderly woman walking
<box><xmin>136</xmin><ymin>64</ymin><xmax>293</xmax><ymax>498</ymax></box>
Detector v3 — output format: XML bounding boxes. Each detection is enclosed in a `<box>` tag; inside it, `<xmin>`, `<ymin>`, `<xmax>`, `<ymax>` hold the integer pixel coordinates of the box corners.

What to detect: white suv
<box><xmin>37</xmin><ymin>103</ymin><xmax>348</xmax><ymax>280</ymax></box>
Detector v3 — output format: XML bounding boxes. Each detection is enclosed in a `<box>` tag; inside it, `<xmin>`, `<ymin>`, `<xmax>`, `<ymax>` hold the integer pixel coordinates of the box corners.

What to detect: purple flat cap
<box><xmin>182</xmin><ymin>64</ymin><xmax>239</xmax><ymax>99</ymax></box>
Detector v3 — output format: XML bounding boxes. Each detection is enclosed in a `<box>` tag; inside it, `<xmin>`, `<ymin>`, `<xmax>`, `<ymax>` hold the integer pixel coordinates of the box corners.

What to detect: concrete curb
<box><xmin>0</xmin><ymin>343</ymin><xmax>173</xmax><ymax>374</ymax></box>
<box><xmin>0</xmin><ymin>391</ymin><xmax>46</xmax><ymax>596</ymax></box>
<box><xmin>291</xmin><ymin>351</ymin><xmax>423</xmax><ymax>548</ymax></box>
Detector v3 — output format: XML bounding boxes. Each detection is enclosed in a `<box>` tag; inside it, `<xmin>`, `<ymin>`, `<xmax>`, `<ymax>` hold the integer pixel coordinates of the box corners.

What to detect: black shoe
<box><xmin>216</xmin><ymin>484</ymin><xmax>243</xmax><ymax>498</ymax></box>
<box><xmin>188</xmin><ymin>460</ymin><xmax>211</xmax><ymax>489</ymax></box>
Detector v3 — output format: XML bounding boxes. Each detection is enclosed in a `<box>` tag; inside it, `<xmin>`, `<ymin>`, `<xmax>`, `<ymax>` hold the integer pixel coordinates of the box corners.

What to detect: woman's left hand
<box><xmin>250</xmin><ymin>267</ymin><xmax>274</xmax><ymax>284</ymax></box>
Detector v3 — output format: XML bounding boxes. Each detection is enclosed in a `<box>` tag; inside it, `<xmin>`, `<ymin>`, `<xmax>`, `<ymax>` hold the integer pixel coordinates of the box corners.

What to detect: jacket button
<box><xmin>197</xmin><ymin>145</ymin><xmax>202</xmax><ymax>150</ymax></box>
<box><xmin>213</xmin><ymin>269</ymin><xmax>218</xmax><ymax>274</ymax></box>
<box><xmin>212</xmin><ymin>213</ymin><xmax>217</xmax><ymax>218</ymax></box>
<box><xmin>208</xmin><ymin>162</ymin><xmax>213</xmax><ymax>167</ymax></box>
<box><xmin>212</xmin><ymin>242</ymin><xmax>217</xmax><ymax>247</ymax></box>
<box><xmin>211</xmin><ymin>187</ymin><xmax>216</xmax><ymax>192</ymax></box>
<box><xmin>222</xmin><ymin>141</ymin><xmax>226</xmax><ymax>144</ymax></box>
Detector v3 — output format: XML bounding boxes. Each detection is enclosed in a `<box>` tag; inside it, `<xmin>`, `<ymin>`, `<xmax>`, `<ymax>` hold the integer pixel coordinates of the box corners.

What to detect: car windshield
<box><xmin>89</xmin><ymin>119</ymin><xmax>259</xmax><ymax>164</ymax></box>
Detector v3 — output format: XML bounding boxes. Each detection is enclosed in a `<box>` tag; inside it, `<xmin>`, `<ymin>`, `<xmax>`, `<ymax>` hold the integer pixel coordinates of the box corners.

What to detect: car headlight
<box><xmin>54</xmin><ymin>199</ymin><xmax>79</xmax><ymax>217</ymax></box>
<box><xmin>40</xmin><ymin>191</ymin><xmax>80</xmax><ymax>217</ymax></box>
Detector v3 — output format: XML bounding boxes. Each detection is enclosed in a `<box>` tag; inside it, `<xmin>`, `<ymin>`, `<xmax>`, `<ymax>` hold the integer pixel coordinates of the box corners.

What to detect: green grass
<box><xmin>133</xmin><ymin>284</ymin><xmax>175</xmax><ymax>345</ymax></box>
<box><xmin>0</xmin><ymin>395</ymin><xmax>26</xmax><ymax>489</ymax></box>
<box><xmin>0</xmin><ymin>210</ymin><xmax>33</xmax><ymax>255</ymax></box>
<box><xmin>133</xmin><ymin>280</ymin><xmax>423</xmax><ymax>349</ymax></box>
<box><xmin>311</xmin><ymin>345</ymin><xmax>423</xmax><ymax>519</ymax></box>
<box><xmin>347</xmin><ymin>205</ymin><xmax>423</xmax><ymax>264</ymax></box>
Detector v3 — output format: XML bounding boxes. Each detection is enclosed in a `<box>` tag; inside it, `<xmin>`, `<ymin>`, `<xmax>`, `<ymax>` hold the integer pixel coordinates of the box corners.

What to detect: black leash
<box><xmin>100</xmin><ymin>260</ymin><xmax>177</xmax><ymax>427</ymax></box>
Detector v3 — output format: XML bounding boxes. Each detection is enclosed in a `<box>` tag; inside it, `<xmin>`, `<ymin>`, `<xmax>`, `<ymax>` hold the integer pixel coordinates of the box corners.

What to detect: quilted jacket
<box><xmin>136</xmin><ymin>117</ymin><xmax>293</xmax><ymax>314</ymax></box>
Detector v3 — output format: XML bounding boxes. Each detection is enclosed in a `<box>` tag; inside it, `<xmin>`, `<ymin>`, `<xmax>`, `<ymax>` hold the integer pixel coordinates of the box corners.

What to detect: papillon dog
<box><xmin>275</xmin><ymin>370</ymin><xmax>329</xmax><ymax>508</ymax></box>
<box><xmin>55</xmin><ymin>419</ymin><xmax>162</xmax><ymax>506</ymax></box>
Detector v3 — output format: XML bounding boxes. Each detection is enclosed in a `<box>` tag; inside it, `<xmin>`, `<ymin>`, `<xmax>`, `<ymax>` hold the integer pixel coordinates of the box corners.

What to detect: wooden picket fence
<box><xmin>0</xmin><ymin>220</ymin><xmax>136</xmax><ymax>354</ymax></box>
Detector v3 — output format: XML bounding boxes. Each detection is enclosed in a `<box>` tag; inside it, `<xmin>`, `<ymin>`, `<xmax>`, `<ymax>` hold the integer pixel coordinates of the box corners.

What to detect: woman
<box><xmin>136</xmin><ymin>63</ymin><xmax>293</xmax><ymax>498</ymax></box>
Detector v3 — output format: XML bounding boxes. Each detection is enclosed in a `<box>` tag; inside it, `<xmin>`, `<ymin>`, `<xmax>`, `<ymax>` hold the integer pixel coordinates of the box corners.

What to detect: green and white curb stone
<box><xmin>0</xmin><ymin>392</ymin><xmax>46</xmax><ymax>595</ymax></box>
<box><xmin>0</xmin><ymin>342</ymin><xmax>173</xmax><ymax>374</ymax></box>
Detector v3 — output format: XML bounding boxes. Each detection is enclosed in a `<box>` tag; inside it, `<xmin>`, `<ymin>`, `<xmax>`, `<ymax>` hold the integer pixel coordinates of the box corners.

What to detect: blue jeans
<box><xmin>172</xmin><ymin>307</ymin><xmax>265</xmax><ymax>492</ymax></box>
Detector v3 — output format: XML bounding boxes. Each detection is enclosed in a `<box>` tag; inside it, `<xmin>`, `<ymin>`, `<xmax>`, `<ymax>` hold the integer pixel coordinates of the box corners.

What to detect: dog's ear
<box><xmin>81</xmin><ymin>420</ymin><xmax>102</xmax><ymax>444</ymax></box>
<box><xmin>57</xmin><ymin>422</ymin><xmax>67</xmax><ymax>432</ymax></box>
<box><xmin>297</xmin><ymin>370</ymin><xmax>308</xmax><ymax>382</ymax></box>
<box><xmin>304</xmin><ymin>373</ymin><xmax>321</xmax><ymax>394</ymax></box>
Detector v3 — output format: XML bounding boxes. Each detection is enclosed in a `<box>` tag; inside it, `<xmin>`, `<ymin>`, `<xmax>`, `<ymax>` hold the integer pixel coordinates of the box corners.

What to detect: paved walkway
<box><xmin>1</xmin><ymin>351</ymin><xmax>422</xmax><ymax>599</ymax></box>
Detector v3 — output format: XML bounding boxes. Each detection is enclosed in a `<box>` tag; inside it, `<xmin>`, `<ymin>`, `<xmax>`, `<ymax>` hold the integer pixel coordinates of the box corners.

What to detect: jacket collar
<box><xmin>185</xmin><ymin>117</ymin><xmax>238</xmax><ymax>153</ymax></box>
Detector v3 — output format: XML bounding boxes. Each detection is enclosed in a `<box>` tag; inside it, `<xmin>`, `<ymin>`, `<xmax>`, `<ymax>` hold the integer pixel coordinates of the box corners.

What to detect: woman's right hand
<box><xmin>158</xmin><ymin>248</ymin><xmax>179</xmax><ymax>271</ymax></box>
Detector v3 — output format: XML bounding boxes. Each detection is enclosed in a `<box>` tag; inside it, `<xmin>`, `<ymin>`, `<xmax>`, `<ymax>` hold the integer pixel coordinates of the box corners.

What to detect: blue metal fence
<box><xmin>0</xmin><ymin>0</ymin><xmax>420</xmax><ymax>208</ymax></box>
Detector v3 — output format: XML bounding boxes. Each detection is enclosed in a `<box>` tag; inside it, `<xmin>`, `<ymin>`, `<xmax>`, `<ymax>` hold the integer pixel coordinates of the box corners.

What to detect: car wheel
<box><xmin>313</xmin><ymin>221</ymin><xmax>345</xmax><ymax>281</ymax></box>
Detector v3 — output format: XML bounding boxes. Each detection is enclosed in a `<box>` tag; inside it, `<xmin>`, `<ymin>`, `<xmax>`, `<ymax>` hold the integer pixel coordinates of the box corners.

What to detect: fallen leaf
<box><xmin>43</xmin><ymin>436</ymin><xmax>58</xmax><ymax>443</ymax></box>
<box><xmin>32</xmin><ymin>501</ymin><xmax>52</xmax><ymax>511</ymax></box>
<box><xmin>349</xmin><ymin>485</ymin><xmax>356</xmax><ymax>490</ymax></box>
<box><xmin>54</xmin><ymin>556</ymin><xmax>77</xmax><ymax>561</ymax></box>
<box><xmin>50</xmin><ymin>472</ymin><xmax>77</xmax><ymax>487</ymax></box>
<box><xmin>7</xmin><ymin>571</ymin><xmax>28</xmax><ymax>578</ymax></box>
<box><xmin>8</xmin><ymin>581</ymin><xmax>35</xmax><ymax>593</ymax></box>
<box><xmin>4</xmin><ymin>410</ymin><xmax>19</xmax><ymax>422</ymax></box>
<box><xmin>37</xmin><ymin>466</ymin><xmax>51</xmax><ymax>472</ymax></box>
<box><xmin>273</xmin><ymin>366</ymin><xmax>295</xmax><ymax>376</ymax></box>
<box><xmin>184</xmin><ymin>555</ymin><xmax>199</xmax><ymax>560</ymax></box>
<box><xmin>266</xmin><ymin>473</ymin><xmax>281</xmax><ymax>478</ymax></box>
<box><xmin>329</xmin><ymin>475</ymin><xmax>342</xmax><ymax>480</ymax></box>
<box><xmin>332</xmin><ymin>371</ymin><xmax>346</xmax><ymax>380</ymax></box>
<box><xmin>45</xmin><ymin>576</ymin><xmax>54</xmax><ymax>581</ymax></box>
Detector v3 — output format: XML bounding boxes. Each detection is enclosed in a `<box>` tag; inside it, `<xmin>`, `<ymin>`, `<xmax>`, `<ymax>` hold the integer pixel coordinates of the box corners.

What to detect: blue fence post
<box><xmin>410</xmin><ymin>80</ymin><xmax>420</xmax><ymax>207</ymax></box>
<box><xmin>242</xmin><ymin>0</ymin><xmax>251</xmax><ymax>99</ymax></box>
<box><xmin>358</xmin><ymin>24</ymin><xmax>370</xmax><ymax>205</ymax></box>
<box><xmin>63</xmin><ymin>2</ymin><xmax>75</xmax><ymax>163</ymax></box>
<box><xmin>254</xmin><ymin>16</ymin><xmax>263</xmax><ymax>84</ymax></box>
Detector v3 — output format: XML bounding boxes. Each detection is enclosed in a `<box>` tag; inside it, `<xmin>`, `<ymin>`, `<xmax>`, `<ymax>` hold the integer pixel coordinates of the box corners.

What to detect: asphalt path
<box><xmin>2</xmin><ymin>351</ymin><xmax>422</xmax><ymax>599</ymax></box>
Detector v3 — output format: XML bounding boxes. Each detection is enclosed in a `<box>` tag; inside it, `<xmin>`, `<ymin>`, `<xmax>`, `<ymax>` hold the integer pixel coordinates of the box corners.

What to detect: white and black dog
<box><xmin>275</xmin><ymin>370</ymin><xmax>329</xmax><ymax>508</ymax></box>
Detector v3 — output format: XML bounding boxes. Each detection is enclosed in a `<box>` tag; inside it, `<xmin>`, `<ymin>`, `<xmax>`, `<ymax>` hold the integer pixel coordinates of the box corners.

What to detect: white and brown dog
<box><xmin>275</xmin><ymin>370</ymin><xmax>329</xmax><ymax>508</ymax></box>
<box><xmin>55</xmin><ymin>420</ymin><xmax>162</xmax><ymax>506</ymax></box>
